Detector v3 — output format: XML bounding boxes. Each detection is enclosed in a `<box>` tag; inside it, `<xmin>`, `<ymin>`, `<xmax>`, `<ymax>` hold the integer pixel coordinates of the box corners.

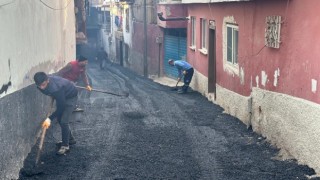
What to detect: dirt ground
<box><xmin>18</xmin><ymin>43</ymin><xmax>319</xmax><ymax>180</ymax></box>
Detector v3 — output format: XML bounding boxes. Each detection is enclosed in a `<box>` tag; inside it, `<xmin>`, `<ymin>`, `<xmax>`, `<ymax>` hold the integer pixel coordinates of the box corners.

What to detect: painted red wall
<box><xmin>187</xmin><ymin>0</ymin><xmax>320</xmax><ymax>104</ymax></box>
<box><xmin>132</xmin><ymin>22</ymin><xmax>163</xmax><ymax>76</ymax></box>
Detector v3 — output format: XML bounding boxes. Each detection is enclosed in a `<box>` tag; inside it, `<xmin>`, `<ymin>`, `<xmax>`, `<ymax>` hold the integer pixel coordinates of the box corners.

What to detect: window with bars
<box><xmin>226</xmin><ymin>24</ymin><xmax>238</xmax><ymax>65</ymax></box>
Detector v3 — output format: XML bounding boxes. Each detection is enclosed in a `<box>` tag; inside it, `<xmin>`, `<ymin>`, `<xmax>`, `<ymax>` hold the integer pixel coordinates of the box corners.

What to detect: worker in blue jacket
<box><xmin>168</xmin><ymin>59</ymin><xmax>194</xmax><ymax>94</ymax></box>
<box><xmin>34</xmin><ymin>72</ymin><xmax>78</xmax><ymax>155</ymax></box>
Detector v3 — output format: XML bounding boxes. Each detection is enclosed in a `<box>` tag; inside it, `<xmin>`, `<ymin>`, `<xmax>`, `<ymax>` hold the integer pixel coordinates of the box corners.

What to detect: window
<box><xmin>190</xmin><ymin>16</ymin><xmax>196</xmax><ymax>49</ymax></box>
<box><xmin>226</xmin><ymin>24</ymin><xmax>238</xmax><ymax>65</ymax></box>
<box><xmin>201</xmin><ymin>18</ymin><xmax>207</xmax><ymax>50</ymax></box>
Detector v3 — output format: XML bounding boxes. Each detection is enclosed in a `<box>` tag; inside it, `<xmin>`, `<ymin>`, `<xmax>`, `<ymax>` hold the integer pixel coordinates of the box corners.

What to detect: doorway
<box><xmin>208</xmin><ymin>20</ymin><xmax>216</xmax><ymax>99</ymax></box>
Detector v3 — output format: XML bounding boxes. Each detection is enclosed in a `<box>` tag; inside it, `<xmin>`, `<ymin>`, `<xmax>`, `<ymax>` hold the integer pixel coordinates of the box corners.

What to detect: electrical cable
<box><xmin>39</xmin><ymin>0</ymin><xmax>72</xmax><ymax>11</ymax></box>
<box><xmin>0</xmin><ymin>0</ymin><xmax>16</xmax><ymax>8</ymax></box>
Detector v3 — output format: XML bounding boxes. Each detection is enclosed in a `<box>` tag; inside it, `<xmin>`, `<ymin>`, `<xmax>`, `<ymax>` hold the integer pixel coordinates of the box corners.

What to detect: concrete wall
<box><xmin>201</xmin><ymin>81</ymin><xmax>320</xmax><ymax>174</ymax></box>
<box><xmin>215</xmin><ymin>85</ymin><xmax>252</xmax><ymax>126</ymax></box>
<box><xmin>251</xmin><ymin>88</ymin><xmax>320</xmax><ymax>174</ymax></box>
<box><xmin>190</xmin><ymin>71</ymin><xmax>252</xmax><ymax>126</ymax></box>
<box><xmin>0</xmin><ymin>85</ymin><xmax>51</xmax><ymax>179</ymax></box>
<box><xmin>190</xmin><ymin>69</ymin><xmax>208</xmax><ymax>95</ymax></box>
<box><xmin>0</xmin><ymin>0</ymin><xmax>75</xmax><ymax>179</ymax></box>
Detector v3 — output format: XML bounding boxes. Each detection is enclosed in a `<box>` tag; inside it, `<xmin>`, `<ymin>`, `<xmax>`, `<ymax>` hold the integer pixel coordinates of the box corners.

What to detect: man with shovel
<box><xmin>57</xmin><ymin>55</ymin><xmax>92</xmax><ymax>112</ymax></box>
<box><xmin>168</xmin><ymin>59</ymin><xmax>194</xmax><ymax>94</ymax></box>
<box><xmin>34</xmin><ymin>72</ymin><xmax>78</xmax><ymax>155</ymax></box>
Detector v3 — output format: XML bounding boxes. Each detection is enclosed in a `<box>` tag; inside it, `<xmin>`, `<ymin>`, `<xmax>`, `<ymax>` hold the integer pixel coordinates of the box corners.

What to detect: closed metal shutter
<box><xmin>164</xmin><ymin>29</ymin><xmax>187</xmax><ymax>78</ymax></box>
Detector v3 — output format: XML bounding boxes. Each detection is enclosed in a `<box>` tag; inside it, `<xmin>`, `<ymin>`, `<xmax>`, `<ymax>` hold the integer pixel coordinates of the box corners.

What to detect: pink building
<box><xmin>158</xmin><ymin>0</ymin><xmax>320</xmax><ymax>175</ymax></box>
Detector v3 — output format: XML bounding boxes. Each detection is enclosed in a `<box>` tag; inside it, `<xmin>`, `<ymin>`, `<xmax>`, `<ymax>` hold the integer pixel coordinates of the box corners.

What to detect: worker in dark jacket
<box><xmin>34</xmin><ymin>72</ymin><xmax>78</xmax><ymax>155</ymax></box>
<box><xmin>168</xmin><ymin>59</ymin><xmax>194</xmax><ymax>94</ymax></box>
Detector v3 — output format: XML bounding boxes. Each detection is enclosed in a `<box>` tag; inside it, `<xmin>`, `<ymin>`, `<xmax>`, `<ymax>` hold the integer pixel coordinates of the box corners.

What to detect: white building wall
<box><xmin>123</xmin><ymin>6</ymin><xmax>132</xmax><ymax>47</ymax></box>
<box><xmin>0</xmin><ymin>1</ymin><xmax>75</xmax><ymax>178</ymax></box>
<box><xmin>100</xmin><ymin>29</ymin><xmax>111</xmax><ymax>55</ymax></box>
<box><xmin>0</xmin><ymin>0</ymin><xmax>75</xmax><ymax>98</ymax></box>
<box><xmin>109</xmin><ymin>13</ymin><xmax>117</xmax><ymax>62</ymax></box>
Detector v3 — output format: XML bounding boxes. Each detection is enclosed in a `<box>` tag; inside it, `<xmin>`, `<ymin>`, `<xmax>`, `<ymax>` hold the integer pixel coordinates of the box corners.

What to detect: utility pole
<box><xmin>143</xmin><ymin>0</ymin><xmax>148</xmax><ymax>77</ymax></box>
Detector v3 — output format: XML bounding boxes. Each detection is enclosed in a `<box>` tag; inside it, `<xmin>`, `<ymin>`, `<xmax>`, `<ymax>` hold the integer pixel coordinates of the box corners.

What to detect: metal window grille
<box><xmin>265</xmin><ymin>16</ymin><xmax>281</xmax><ymax>48</ymax></box>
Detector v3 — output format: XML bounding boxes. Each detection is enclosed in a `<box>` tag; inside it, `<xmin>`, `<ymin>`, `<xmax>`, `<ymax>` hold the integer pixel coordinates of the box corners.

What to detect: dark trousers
<box><xmin>58</xmin><ymin>96</ymin><xmax>77</xmax><ymax>146</ymax></box>
<box><xmin>182</xmin><ymin>68</ymin><xmax>194</xmax><ymax>92</ymax></box>
<box><xmin>100</xmin><ymin>58</ymin><xmax>106</xmax><ymax>70</ymax></box>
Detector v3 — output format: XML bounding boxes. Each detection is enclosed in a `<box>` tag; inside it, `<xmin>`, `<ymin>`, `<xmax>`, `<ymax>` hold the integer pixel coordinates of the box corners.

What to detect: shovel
<box><xmin>76</xmin><ymin>85</ymin><xmax>129</xmax><ymax>97</ymax></box>
<box><xmin>170</xmin><ymin>78</ymin><xmax>181</xmax><ymax>91</ymax></box>
<box><xmin>20</xmin><ymin>99</ymin><xmax>54</xmax><ymax>177</ymax></box>
<box><xmin>35</xmin><ymin>98</ymin><xmax>54</xmax><ymax>164</ymax></box>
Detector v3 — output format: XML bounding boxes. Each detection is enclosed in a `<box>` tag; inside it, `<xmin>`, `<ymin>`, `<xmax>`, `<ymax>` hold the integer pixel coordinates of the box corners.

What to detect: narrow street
<box><xmin>19</xmin><ymin>50</ymin><xmax>315</xmax><ymax>179</ymax></box>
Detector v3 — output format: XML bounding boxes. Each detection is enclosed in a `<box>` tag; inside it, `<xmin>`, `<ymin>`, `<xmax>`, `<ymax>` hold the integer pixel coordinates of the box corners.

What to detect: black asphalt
<box><xmin>19</xmin><ymin>45</ymin><xmax>317</xmax><ymax>180</ymax></box>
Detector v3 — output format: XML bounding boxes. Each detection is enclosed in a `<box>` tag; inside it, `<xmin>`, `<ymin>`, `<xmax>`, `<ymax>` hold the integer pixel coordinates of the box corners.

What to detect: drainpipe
<box><xmin>143</xmin><ymin>0</ymin><xmax>148</xmax><ymax>77</ymax></box>
<box><xmin>157</xmin><ymin>12</ymin><xmax>189</xmax><ymax>21</ymax></box>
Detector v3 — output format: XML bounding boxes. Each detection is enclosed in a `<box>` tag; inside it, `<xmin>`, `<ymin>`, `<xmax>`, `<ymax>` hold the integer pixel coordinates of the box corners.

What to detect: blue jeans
<box><xmin>182</xmin><ymin>68</ymin><xmax>194</xmax><ymax>92</ymax></box>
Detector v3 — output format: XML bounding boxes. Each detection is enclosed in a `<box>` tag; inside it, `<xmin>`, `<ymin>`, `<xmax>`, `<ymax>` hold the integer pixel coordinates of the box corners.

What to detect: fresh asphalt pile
<box><xmin>19</xmin><ymin>61</ymin><xmax>318</xmax><ymax>179</ymax></box>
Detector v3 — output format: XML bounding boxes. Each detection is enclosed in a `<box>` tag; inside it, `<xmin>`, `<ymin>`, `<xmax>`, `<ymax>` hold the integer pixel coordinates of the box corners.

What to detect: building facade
<box><xmin>98</xmin><ymin>0</ymin><xmax>163</xmax><ymax>77</ymax></box>
<box><xmin>96</xmin><ymin>0</ymin><xmax>320</xmax><ymax>174</ymax></box>
<box><xmin>158</xmin><ymin>0</ymin><xmax>320</xmax><ymax>175</ymax></box>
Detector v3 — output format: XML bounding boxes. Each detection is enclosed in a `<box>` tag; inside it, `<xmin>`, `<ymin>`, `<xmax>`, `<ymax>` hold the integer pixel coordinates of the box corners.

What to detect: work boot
<box><xmin>73</xmin><ymin>107</ymin><xmax>84</xmax><ymax>112</ymax></box>
<box><xmin>178</xmin><ymin>85</ymin><xmax>188</xmax><ymax>94</ymax></box>
<box><xmin>57</xmin><ymin>146</ymin><xmax>69</xmax><ymax>155</ymax></box>
<box><xmin>177</xmin><ymin>89</ymin><xmax>187</xmax><ymax>94</ymax></box>
<box><xmin>56</xmin><ymin>139</ymin><xmax>77</xmax><ymax>146</ymax></box>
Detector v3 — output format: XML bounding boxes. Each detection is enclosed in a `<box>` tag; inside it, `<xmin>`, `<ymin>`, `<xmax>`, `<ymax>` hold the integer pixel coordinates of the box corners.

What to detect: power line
<box><xmin>39</xmin><ymin>0</ymin><xmax>72</xmax><ymax>11</ymax></box>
